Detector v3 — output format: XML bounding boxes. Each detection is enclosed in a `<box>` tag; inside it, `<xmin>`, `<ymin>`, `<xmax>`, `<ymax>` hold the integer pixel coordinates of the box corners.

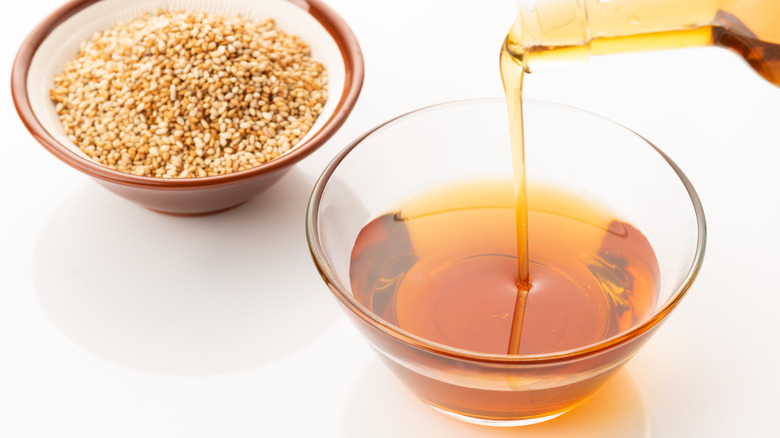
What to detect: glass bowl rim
<box><xmin>306</xmin><ymin>97</ymin><xmax>707</xmax><ymax>364</ymax></box>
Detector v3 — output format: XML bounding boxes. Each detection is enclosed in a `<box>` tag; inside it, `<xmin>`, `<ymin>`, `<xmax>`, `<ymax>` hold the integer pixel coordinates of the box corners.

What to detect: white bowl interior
<box><xmin>27</xmin><ymin>0</ymin><xmax>346</xmax><ymax>163</ymax></box>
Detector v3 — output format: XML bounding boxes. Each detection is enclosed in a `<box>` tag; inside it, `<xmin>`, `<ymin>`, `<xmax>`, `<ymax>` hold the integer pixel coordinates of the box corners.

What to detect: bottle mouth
<box><xmin>508</xmin><ymin>0</ymin><xmax>592</xmax><ymax>72</ymax></box>
<box><xmin>502</xmin><ymin>37</ymin><xmax>530</xmax><ymax>73</ymax></box>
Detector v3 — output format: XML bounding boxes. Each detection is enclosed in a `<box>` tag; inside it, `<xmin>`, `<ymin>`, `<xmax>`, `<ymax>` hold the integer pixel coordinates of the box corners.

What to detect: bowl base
<box><xmin>145</xmin><ymin>201</ymin><xmax>248</xmax><ymax>217</ymax></box>
<box><xmin>430</xmin><ymin>405</ymin><xmax>569</xmax><ymax>427</ymax></box>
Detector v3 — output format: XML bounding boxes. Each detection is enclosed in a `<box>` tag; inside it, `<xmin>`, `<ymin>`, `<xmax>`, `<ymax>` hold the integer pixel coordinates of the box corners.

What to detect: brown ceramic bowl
<box><xmin>12</xmin><ymin>0</ymin><xmax>363</xmax><ymax>215</ymax></box>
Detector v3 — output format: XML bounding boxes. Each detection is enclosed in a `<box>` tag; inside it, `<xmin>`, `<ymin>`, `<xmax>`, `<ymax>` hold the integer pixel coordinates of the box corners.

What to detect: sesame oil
<box><xmin>349</xmin><ymin>0</ymin><xmax>780</xmax><ymax>361</ymax></box>
<box><xmin>340</xmin><ymin>0</ymin><xmax>780</xmax><ymax>421</ymax></box>
<box><xmin>349</xmin><ymin>181</ymin><xmax>660</xmax><ymax>357</ymax></box>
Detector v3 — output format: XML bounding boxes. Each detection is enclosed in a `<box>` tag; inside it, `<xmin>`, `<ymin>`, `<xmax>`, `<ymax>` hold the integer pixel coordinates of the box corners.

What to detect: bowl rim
<box><xmin>306</xmin><ymin>97</ymin><xmax>707</xmax><ymax>365</ymax></box>
<box><xmin>11</xmin><ymin>0</ymin><xmax>364</xmax><ymax>189</ymax></box>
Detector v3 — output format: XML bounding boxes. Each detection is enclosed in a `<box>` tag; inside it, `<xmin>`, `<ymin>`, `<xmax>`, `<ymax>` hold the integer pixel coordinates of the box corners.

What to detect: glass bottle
<box><xmin>505</xmin><ymin>0</ymin><xmax>780</xmax><ymax>86</ymax></box>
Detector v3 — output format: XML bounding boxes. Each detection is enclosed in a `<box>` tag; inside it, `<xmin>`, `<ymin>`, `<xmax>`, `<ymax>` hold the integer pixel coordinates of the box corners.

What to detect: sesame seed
<box><xmin>50</xmin><ymin>9</ymin><xmax>328</xmax><ymax>178</ymax></box>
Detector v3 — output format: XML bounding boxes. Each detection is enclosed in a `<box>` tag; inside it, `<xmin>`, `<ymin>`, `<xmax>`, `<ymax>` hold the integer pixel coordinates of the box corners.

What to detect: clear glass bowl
<box><xmin>306</xmin><ymin>98</ymin><xmax>706</xmax><ymax>426</ymax></box>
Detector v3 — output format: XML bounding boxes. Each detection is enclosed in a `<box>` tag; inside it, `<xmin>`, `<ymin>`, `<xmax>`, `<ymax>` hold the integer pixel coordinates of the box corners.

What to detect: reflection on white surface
<box><xmin>344</xmin><ymin>359</ymin><xmax>649</xmax><ymax>438</ymax></box>
<box><xmin>33</xmin><ymin>169</ymin><xmax>339</xmax><ymax>375</ymax></box>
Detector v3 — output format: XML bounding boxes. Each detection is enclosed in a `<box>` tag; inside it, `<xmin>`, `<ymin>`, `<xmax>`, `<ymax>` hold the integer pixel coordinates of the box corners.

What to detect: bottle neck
<box><xmin>512</xmin><ymin>0</ymin><xmax>728</xmax><ymax>71</ymax></box>
<box><xmin>586</xmin><ymin>0</ymin><xmax>724</xmax><ymax>39</ymax></box>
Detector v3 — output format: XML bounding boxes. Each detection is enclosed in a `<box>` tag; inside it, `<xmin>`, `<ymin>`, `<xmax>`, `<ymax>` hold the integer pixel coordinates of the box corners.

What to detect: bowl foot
<box><xmin>430</xmin><ymin>405</ymin><xmax>570</xmax><ymax>427</ymax></box>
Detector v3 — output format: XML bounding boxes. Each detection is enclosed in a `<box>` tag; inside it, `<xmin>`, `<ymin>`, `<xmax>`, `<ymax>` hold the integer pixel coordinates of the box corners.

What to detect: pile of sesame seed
<box><xmin>50</xmin><ymin>10</ymin><xmax>328</xmax><ymax>178</ymax></box>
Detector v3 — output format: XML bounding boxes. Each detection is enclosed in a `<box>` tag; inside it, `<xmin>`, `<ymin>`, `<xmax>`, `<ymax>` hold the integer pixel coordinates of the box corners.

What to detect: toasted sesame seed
<box><xmin>51</xmin><ymin>9</ymin><xmax>328</xmax><ymax>178</ymax></box>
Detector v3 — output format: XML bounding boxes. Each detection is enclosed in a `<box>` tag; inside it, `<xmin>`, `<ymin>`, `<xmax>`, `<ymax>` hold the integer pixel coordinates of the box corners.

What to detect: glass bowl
<box><xmin>306</xmin><ymin>98</ymin><xmax>706</xmax><ymax>426</ymax></box>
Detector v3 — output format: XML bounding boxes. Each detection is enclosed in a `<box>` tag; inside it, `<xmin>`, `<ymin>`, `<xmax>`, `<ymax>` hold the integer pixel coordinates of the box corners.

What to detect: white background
<box><xmin>2</xmin><ymin>1</ymin><xmax>779</xmax><ymax>436</ymax></box>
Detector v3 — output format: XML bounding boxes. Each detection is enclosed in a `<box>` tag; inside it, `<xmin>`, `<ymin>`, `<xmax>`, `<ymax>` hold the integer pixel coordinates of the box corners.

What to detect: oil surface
<box><xmin>349</xmin><ymin>180</ymin><xmax>659</xmax><ymax>355</ymax></box>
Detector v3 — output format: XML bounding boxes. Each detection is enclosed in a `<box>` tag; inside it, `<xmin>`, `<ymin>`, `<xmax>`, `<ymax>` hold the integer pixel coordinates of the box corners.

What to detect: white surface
<box><xmin>2</xmin><ymin>0</ymin><xmax>779</xmax><ymax>436</ymax></box>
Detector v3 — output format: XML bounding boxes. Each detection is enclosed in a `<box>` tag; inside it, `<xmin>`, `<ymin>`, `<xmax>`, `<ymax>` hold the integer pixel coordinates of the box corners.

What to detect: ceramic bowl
<box><xmin>12</xmin><ymin>0</ymin><xmax>363</xmax><ymax>215</ymax></box>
